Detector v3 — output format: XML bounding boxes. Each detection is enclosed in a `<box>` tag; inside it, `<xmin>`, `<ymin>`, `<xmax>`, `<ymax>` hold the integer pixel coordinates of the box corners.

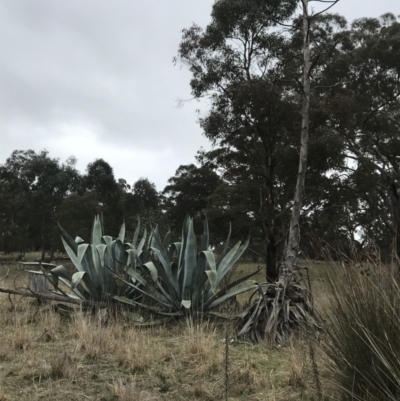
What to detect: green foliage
<box><xmin>125</xmin><ymin>177</ymin><xmax>165</xmax><ymax>235</ymax></box>
<box><xmin>162</xmin><ymin>163</ymin><xmax>222</xmax><ymax>239</ymax></box>
<box><xmin>0</xmin><ymin>150</ymin><xmax>81</xmax><ymax>253</ymax></box>
<box><xmin>317</xmin><ymin>14</ymin><xmax>400</xmax><ymax>258</ymax></box>
<box><xmin>115</xmin><ymin>216</ymin><xmax>258</xmax><ymax>316</ymax></box>
<box><xmin>83</xmin><ymin>159</ymin><xmax>124</xmax><ymax>236</ymax></box>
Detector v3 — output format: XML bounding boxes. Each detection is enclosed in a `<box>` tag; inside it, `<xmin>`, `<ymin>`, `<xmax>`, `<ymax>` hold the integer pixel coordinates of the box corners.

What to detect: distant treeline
<box><xmin>1</xmin><ymin>10</ymin><xmax>399</xmax><ymax>271</ymax></box>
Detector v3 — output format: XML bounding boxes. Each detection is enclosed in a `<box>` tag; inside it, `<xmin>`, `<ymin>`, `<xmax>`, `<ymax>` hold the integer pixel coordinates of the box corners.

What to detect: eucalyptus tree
<box><xmin>82</xmin><ymin>158</ymin><xmax>123</xmax><ymax>235</ymax></box>
<box><xmin>176</xmin><ymin>0</ymin><xmax>348</xmax><ymax>281</ymax></box>
<box><xmin>0</xmin><ymin>150</ymin><xmax>81</xmax><ymax>256</ymax></box>
<box><xmin>176</xmin><ymin>0</ymin><xmax>300</xmax><ymax>281</ymax></box>
<box><xmin>320</xmin><ymin>13</ymin><xmax>400</xmax><ymax>261</ymax></box>
<box><xmin>162</xmin><ymin>162</ymin><xmax>223</xmax><ymax>242</ymax></box>
<box><xmin>124</xmin><ymin>177</ymin><xmax>165</xmax><ymax>237</ymax></box>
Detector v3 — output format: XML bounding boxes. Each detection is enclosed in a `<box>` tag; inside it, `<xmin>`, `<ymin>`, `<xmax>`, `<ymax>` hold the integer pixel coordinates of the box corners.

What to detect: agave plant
<box><xmin>26</xmin><ymin>215</ymin><xmax>147</xmax><ymax>302</ymax></box>
<box><xmin>114</xmin><ymin>216</ymin><xmax>259</xmax><ymax>316</ymax></box>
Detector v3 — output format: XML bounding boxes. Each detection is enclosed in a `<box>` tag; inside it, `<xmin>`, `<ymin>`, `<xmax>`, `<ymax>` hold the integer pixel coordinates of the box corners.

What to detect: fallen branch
<box><xmin>0</xmin><ymin>286</ymin><xmax>110</xmax><ymax>308</ymax></box>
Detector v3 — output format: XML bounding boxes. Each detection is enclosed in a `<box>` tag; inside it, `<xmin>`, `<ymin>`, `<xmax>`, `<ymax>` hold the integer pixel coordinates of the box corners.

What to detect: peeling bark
<box><xmin>284</xmin><ymin>0</ymin><xmax>311</xmax><ymax>273</ymax></box>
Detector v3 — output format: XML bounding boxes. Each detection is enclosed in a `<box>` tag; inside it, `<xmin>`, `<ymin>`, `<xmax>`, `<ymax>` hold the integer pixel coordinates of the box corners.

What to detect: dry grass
<box><xmin>317</xmin><ymin>264</ymin><xmax>400</xmax><ymax>400</ymax></box>
<box><xmin>0</xmin><ymin>258</ymin><xmax>336</xmax><ymax>401</ymax></box>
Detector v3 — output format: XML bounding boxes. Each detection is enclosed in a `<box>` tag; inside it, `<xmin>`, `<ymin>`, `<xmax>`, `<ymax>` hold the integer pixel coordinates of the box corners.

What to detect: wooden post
<box><xmin>29</xmin><ymin>274</ymin><xmax>50</xmax><ymax>294</ymax></box>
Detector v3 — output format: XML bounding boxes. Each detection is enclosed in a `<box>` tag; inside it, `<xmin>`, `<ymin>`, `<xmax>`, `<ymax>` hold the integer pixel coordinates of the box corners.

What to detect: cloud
<box><xmin>1</xmin><ymin>0</ymin><xmax>213</xmax><ymax>189</ymax></box>
<box><xmin>1</xmin><ymin>0</ymin><xmax>398</xmax><ymax>189</ymax></box>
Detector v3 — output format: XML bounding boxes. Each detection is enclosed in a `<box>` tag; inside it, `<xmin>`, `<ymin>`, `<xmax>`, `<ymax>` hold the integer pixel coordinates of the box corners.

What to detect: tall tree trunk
<box><xmin>266</xmin><ymin>159</ymin><xmax>278</xmax><ymax>282</ymax></box>
<box><xmin>260</xmin><ymin>129</ymin><xmax>278</xmax><ymax>282</ymax></box>
<box><xmin>284</xmin><ymin>0</ymin><xmax>311</xmax><ymax>273</ymax></box>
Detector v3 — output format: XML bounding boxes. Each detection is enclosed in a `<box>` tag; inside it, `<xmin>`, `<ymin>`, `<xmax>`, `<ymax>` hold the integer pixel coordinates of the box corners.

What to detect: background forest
<box><xmin>1</xmin><ymin>7</ymin><xmax>399</xmax><ymax>277</ymax></box>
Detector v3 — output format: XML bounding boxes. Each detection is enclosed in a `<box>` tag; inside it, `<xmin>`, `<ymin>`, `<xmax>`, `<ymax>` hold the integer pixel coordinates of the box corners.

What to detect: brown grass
<box><xmin>0</xmin><ymin>257</ymin><xmax>337</xmax><ymax>401</ymax></box>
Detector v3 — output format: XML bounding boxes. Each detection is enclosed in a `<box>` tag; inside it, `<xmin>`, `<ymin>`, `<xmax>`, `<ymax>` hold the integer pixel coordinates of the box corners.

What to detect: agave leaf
<box><xmin>149</xmin><ymin>248</ymin><xmax>176</xmax><ymax>287</ymax></box>
<box><xmin>84</xmin><ymin>244</ymin><xmax>111</xmax><ymax>293</ymax></box>
<box><xmin>154</xmin><ymin>280</ymin><xmax>176</xmax><ymax>305</ymax></box>
<box><xmin>149</xmin><ymin>250</ymin><xmax>180</xmax><ymax>301</ymax></box>
<box><xmin>114</xmin><ymin>276</ymin><xmax>172</xmax><ymax>307</ymax></box>
<box><xmin>77</xmin><ymin>243</ymin><xmax>90</xmax><ymax>265</ymax></box>
<box><xmin>102</xmin><ymin>235</ymin><xmax>113</xmax><ymax>249</ymax></box>
<box><xmin>201</xmin><ymin>215</ymin><xmax>209</xmax><ymax>251</ymax></box>
<box><xmin>61</xmin><ymin>236</ymin><xmax>81</xmax><ymax>270</ymax></box>
<box><xmin>71</xmin><ymin>271</ymin><xmax>86</xmax><ymax>289</ymax></box>
<box><xmin>137</xmin><ymin>228</ymin><xmax>147</xmax><ymax>255</ymax></box>
<box><xmin>205</xmin><ymin>268</ymin><xmax>261</xmax><ymax>305</ymax></box>
<box><xmin>149</xmin><ymin>229</ymin><xmax>169</xmax><ymax>266</ymax></box>
<box><xmin>51</xmin><ymin>290</ymin><xmax>82</xmax><ymax>300</ymax></box>
<box><xmin>126</xmin><ymin>249</ymin><xmax>138</xmax><ymax>268</ymax></box>
<box><xmin>75</xmin><ymin>236</ymin><xmax>85</xmax><ymax>244</ymax></box>
<box><xmin>216</xmin><ymin>237</ymin><xmax>250</xmax><ymax>288</ymax></box>
<box><xmin>80</xmin><ymin>244</ymin><xmax>100</xmax><ymax>288</ymax></box>
<box><xmin>168</xmin><ymin>242</ymin><xmax>181</xmax><ymax>262</ymax></box>
<box><xmin>113</xmin><ymin>296</ymin><xmax>180</xmax><ymax>316</ymax></box>
<box><xmin>22</xmin><ymin>262</ymin><xmax>58</xmax><ymax>269</ymax></box>
<box><xmin>208</xmin><ymin>281</ymin><xmax>258</xmax><ymax>309</ymax></box>
<box><xmin>221</xmin><ymin>267</ymin><xmax>261</xmax><ymax>293</ymax></box>
<box><xmin>178</xmin><ymin>215</ymin><xmax>190</xmax><ymax>271</ymax></box>
<box><xmin>183</xmin><ymin>218</ymin><xmax>197</xmax><ymax>295</ymax></box>
<box><xmin>58</xmin><ymin>222</ymin><xmax>78</xmax><ymax>254</ymax></box>
<box><xmin>57</xmin><ymin>276</ymin><xmax>91</xmax><ymax>300</ymax></box>
<box><xmin>143</xmin><ymin>261</ymin><xmax>158</xmax><ymax>282</ymax></box>
<box><xmin>171</xmin><ymin>261</ymin><xmax>179</xmax><ymax>282</ymax></box>
<box><xmin>25</xmin><ymin>269</ymin><xmax>45</xmax><ymax>275</ymax></box>
<box><xmin>163</xmin><ymin>229</ymin><xmax>171</xmax><ymax>250</ymax></box>
<box><xmin>112</xmin><ymin>239</ymin><xmax>128</xmax><ymax>267</ymax></box>
<box><xmin>191</xmin><ymin>251</ymin><xmax>211</xmax><ymax>308</ymax></box>
<box><xmin>71</xmin><ymin>271</ymin><xmax>100</xmax><ymax>300</ymax></box>
<box><xmin>205</xmin><ymin>270</ymin><xmax>218</xmax><ymax>294</ymax></box>
<box><xmin>118</xmin><ymin>222</ymin><xmax>126</xmax><ymax>243</ymax></box>
<box><xmin>96</xmin><ymin>244</ymin><xmax>108</xmax><ymax>267</ymax></box>
<box><xmin>50</xmin><ymin>265</ymin><xmax>73</xmax><ymax>284</ymax></box>
<box><xmin>218</xmin><ymin>222</ymin><xmax>232</xmax><ymax>267</ymax></box>
<box><xmin>126</xmin><ymin>267</ymin><xmax>147</xmax><ymax>286</ymax></box>
<box><xmin>25</xmin><ymin>269</ymin><xmax>55</xmax><ymax>288</ymax></box>
<box><xmin>91</xmin><ymin>215</ymin><xmax>103</xmax><ymax>247</ymax></box>
<box><xmin>202</xmin><ymin>251</ymin><xmax>216</xmax><ymax>271</ymax></box>
<box><xmin>181</xmin><ymin>299</ymin><xmax>192</xmax><ymax>309</ymax></box>
<box><xmin>132</xmin><ymin>217</ymin><xmax>140</xmax><ymax>247</ymax></box>
<box><xmin>48</xmin><ymin>266</ymin><xmax>91</xmax><ymax>299</ymax></box>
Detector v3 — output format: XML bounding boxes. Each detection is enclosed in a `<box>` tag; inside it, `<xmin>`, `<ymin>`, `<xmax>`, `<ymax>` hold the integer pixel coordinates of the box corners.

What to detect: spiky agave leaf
<box><xmin>127</xmin><ymin>215</ymin><xmax>255</xmax><ymax>317</ymax></box>
<box><xmin>56</xmin><ymin>215</ymin><xmax>146</xmax><ymax>301</ymax></box>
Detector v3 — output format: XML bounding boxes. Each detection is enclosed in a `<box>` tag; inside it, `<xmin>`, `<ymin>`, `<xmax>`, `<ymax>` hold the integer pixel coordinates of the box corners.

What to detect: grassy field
<box><xmin>0</xmin><ymin>254</ymin><xmax>335</xmax><ymax>401</ymax></box>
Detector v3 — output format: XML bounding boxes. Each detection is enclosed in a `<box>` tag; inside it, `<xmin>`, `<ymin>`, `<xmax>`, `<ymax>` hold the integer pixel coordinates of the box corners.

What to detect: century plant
<box><xmin>26</xmin><ymin>215</ymin><xmax>147</xmax><ymax>302</ymax></box>
<box><xmin>114</xmin><ymin>216</ymin><xmax>259</xmax><ymax>316</ymax></box>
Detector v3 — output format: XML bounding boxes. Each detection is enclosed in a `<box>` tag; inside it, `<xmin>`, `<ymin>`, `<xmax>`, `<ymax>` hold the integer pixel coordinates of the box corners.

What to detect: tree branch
<box><xmin>0</xmin><ymin>286</ymin><xmax>111</xmax><ymax>307</ymax></box>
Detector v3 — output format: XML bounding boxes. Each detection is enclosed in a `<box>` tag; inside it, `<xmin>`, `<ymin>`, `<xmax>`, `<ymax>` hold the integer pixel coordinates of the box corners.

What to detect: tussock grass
<box><xmin>319</xmin><ymin>264</ymin><xmax>400</xmax><ymax>401</ymax></box>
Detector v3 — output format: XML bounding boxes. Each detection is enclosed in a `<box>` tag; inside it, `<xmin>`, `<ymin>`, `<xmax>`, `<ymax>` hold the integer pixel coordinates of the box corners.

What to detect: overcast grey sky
<box><xmin>1</xmin><ymin>0</ymin><xmax>399</xmax><ymax>190</ymax></box>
